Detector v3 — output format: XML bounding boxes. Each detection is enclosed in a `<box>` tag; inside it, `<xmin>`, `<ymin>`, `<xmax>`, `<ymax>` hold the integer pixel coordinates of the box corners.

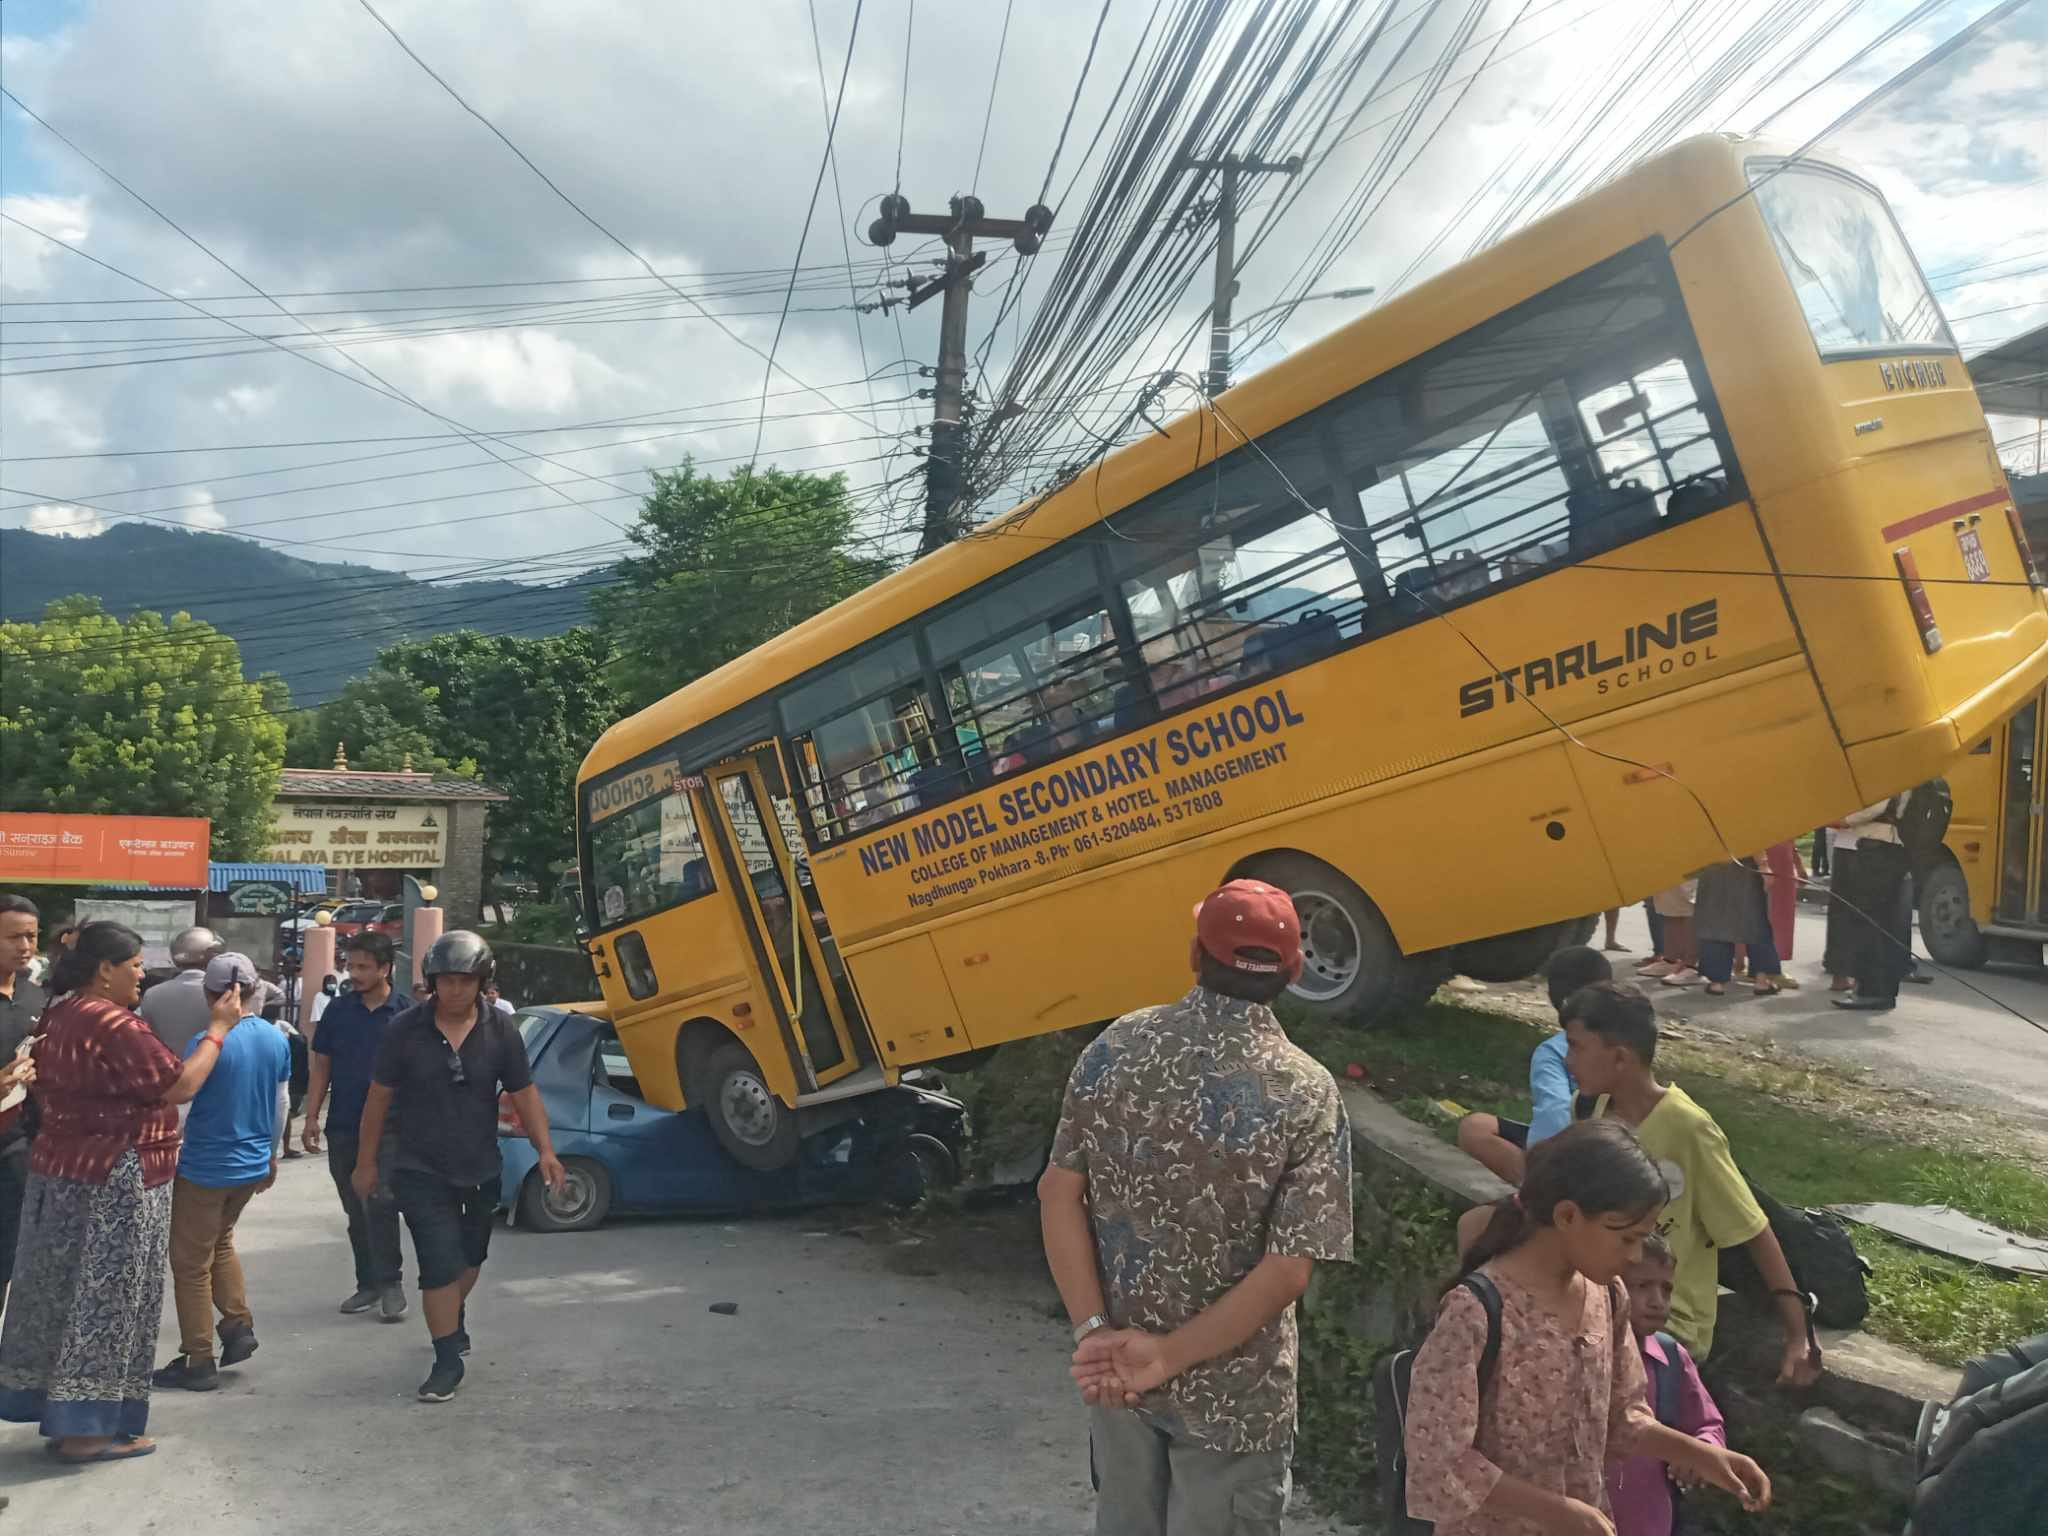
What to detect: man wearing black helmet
<box><xmin>353</xmin><ymin>930</ymin><xmax>564</xmax><ymax>1402</ymax></box>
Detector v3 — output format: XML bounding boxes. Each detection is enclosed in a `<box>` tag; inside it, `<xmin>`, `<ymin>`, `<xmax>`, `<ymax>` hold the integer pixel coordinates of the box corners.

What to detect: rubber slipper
<box><xmin>51</xmin><ymin>1437</ymin><xmax>156</xmax><ymax>1464</ymax></box>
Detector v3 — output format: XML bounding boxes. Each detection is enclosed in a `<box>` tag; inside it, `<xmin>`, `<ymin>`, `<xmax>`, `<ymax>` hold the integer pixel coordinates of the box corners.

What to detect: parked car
<box><xmin>329</xmin><ymin>900</ymin><xmax>402</xmax><ymax>940</ymax></box>
<box><xmin>498</xmin><ymin>1006</ymin><xmax>968</xmax><ymax>1232</ymax></box>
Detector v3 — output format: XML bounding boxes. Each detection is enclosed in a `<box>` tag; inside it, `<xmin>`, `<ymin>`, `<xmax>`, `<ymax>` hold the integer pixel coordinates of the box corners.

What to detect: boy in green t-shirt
<box><xmin>1562</xmin><ymin>981</ymin><xmax>1821</xmax><ymax>1384</ymax></box>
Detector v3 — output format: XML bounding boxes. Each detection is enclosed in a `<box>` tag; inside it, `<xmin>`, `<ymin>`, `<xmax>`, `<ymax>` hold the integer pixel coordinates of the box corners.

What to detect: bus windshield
<box><xmin>1748</xmin><ymin>160</ymin><xmax>1951</xmax><ymax>358</ymax></box>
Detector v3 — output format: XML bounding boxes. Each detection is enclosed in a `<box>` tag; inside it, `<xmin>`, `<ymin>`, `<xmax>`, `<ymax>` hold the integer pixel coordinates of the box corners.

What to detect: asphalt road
<box><xmin>0</xmin><ymin>1159</ymin><xmax>1345</xmax><ymax>1534</ymax></box>
<box><xmin>1600</xmin><ymin>901</ymin><xmax>2048</xmax><ymax>1133</ymax></box>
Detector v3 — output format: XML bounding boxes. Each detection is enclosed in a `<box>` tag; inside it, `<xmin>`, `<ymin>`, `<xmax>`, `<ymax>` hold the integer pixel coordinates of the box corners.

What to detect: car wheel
<box><xmin>881</xmin><ymin>1133</ymin><xmax>958</xmax><ymax>1209</ymax></box>
<box><xmin>517</xmin><ymin>1156</ymin><xmax>612</xmax><ymax>1233</ymax></box>
<box><xmin>700</xmin><ymin>1040</ymin><xmax>799</xmax><ymax>1171</ymax></box>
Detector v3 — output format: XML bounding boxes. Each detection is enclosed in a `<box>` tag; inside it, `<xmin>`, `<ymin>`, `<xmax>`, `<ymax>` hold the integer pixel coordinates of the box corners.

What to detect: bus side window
<box><xmin>783</xmin><ymin>635</ymin><xmax>952</xmax><ymax>841</ymax></box>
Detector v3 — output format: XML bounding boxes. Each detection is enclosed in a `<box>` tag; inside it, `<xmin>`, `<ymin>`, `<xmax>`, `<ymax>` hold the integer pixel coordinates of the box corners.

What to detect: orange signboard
<box><xmin>0</xmin><ymin>813</ymin><xmax>210</xmax><ymax>888</ymax></box>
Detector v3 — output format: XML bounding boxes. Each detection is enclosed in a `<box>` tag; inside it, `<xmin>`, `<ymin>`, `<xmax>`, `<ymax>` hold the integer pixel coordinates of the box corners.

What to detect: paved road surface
<box><xmin>1</xmin><ymin>1161</ymin><xmax>1344</xmax><ymax>1534</ymax></box>
<box><xmin>1600</xmin><ymin>901</ymin><xmax>2048</xmax><ymax>1132</ymax></box>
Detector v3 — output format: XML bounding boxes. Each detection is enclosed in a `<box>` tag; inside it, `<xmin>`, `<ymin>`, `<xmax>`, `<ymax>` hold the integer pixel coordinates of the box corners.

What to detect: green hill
<box><xmin>0</xmin><ymin>523</ymin><xmax>596</xmax><ymax>704</ymax></box>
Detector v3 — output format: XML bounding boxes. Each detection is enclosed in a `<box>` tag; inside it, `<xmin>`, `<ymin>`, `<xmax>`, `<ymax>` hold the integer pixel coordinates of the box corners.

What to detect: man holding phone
<box><xmin>354</xmin><ymin>931</ymin><xmax>563</xmax><ymax>1403</ymax></box>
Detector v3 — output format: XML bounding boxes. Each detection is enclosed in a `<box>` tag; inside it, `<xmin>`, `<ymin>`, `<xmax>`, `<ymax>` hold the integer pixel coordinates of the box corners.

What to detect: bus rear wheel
<box><xmin>699</xmin><ymin>1040</ymin><xmax>800</xmax><ymax>1171</ymax></box>
<box><xmin>1249</xmin><ymin>853</ymin><xmax>1441</xmax><ymax>1028</ymax></box>
<box><xmin>1917</xmin><ymin>856</ymin><xmax>1987</xmax><ymax>969</ymax></box>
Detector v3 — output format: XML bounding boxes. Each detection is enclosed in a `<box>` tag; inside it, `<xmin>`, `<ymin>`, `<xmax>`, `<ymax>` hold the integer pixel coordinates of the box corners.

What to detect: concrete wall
<box><xmin>440</xmin><ymin>799</ymin><xmax>491</xmax><ymax>931</ymax></box>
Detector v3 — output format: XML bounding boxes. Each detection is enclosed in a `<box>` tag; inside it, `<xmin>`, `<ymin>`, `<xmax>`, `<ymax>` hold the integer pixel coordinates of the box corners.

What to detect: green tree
<box><xmin>291</xmin><ymin>628</ymin><xmax>621</xmax><ymax>901</ymax></box>
<box><xmin>593</xmin><ymin>461</ymin><xmax>891</xmax><ymax>709</ymax></box>
<box><xmin>0</xmin><ymin>596</ymin><xmax>287</xmax><ymax>856</ymax></box>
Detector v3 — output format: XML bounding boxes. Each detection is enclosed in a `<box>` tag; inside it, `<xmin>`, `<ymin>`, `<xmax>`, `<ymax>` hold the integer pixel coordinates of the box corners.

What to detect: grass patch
<box><xmin>1279</xmin><ymin>994</ymin><xmax>2048</xmax><ymax>1367</ymax></box>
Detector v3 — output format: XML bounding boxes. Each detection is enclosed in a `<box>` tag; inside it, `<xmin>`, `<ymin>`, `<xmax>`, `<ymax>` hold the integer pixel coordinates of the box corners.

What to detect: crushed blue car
<box><xmin>498</xmin><ymin>1006</ymin><xmax>969</xmax><ymax>1232</ymax></box>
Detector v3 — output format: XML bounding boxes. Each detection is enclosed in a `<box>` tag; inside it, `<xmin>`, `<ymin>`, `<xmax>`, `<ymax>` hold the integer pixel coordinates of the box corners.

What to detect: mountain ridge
<box><xmin>0</xmin><ymin>523</ymin><xmax>592</xmax><ymax>703</ymax></box>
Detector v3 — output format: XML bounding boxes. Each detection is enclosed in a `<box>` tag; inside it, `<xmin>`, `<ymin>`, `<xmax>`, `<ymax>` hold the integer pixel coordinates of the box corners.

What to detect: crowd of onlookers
<box><xmin>0</xmin><ymin>897</ymin><xmax>547</xmax><ymax>1472</ymax></box>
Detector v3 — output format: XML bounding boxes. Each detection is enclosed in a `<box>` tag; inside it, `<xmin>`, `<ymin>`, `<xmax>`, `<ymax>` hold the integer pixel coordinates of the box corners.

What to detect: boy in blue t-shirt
<box><xmin>1455</xmin><ymin>945</ymin><xmax>1613</xmax><ymax>1184</ymax></box>
<box><xmin>154</xmin><ymin>952</ymin><xmax>291</xmax><ymax>1391</ymax></box>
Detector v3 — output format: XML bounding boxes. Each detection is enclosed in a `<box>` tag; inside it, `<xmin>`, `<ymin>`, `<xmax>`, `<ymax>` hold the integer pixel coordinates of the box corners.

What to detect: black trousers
<box><xmin>0</xmin><ymin>1142</ymin><xmax>27</xmax><ymax>1291</ymax></box>
<box><xmin>327</xmin><ymin>1131</ymin><xmax>404</xmax><ymax>1291</ymax></box>
<box><xmin>1822</xmin><ymin>846</ymin><xmax>1857</xmax><ymax>977</ymax></box>
<box><xmin>1845</xmin><ymin>839</ymin><xmax>1911</xmax><ymax>1001</ymax></box>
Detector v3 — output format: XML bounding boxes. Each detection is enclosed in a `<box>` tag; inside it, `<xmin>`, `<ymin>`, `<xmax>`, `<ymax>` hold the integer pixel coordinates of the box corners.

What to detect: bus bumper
<box><xmin>1848</xmin><ymin>629</ymin><xmax>2048</xmax><ymax>801</ymax></box>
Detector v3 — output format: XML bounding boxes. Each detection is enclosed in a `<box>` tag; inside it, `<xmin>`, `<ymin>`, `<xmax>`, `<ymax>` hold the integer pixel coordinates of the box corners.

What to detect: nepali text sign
<box><xmin>0</xmin><ymin>813</ymin><xmax>209</xmax><ymax>888</ymax></box>
<box><xmin>262</xmin><ymin>801</ymin><xmax>445</xmax><ymax>869</ymax></box>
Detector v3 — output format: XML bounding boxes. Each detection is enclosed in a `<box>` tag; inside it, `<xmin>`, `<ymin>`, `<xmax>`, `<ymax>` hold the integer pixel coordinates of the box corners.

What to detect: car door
<box><xmin>587</xmin><ymin>1024</ymin><xmax>749</xmax><ymax>1209</ymax></box>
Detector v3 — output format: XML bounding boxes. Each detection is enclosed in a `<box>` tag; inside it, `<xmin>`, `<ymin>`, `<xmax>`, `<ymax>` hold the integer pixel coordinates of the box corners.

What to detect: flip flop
<box><xmin>50</xmin><ymin>1437</ymin><xmax>156</xmax><ymax>1464</ymax></box>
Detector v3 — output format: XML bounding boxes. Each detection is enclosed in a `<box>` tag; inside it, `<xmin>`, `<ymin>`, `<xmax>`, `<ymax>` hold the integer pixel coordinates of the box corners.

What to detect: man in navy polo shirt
<box><xmin>303</xmin><ymin>931</ymin><xmax>408</xmax><ymax>1321</ymax></box>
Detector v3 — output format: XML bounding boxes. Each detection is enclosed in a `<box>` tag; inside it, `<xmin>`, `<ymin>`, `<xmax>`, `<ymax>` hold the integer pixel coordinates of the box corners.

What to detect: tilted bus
<box><xmin>576</xmin><ymin>134</ymin><xmax>2047</xmax><ymax>1166</ymax></box>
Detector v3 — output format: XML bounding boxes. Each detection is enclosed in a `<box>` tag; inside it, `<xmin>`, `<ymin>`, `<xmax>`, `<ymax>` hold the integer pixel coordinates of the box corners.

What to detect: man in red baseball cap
<box><xmin>1039</xmin><ymin>878</ymin><xmax>1353</xmax><ymax>1534</ymax></box>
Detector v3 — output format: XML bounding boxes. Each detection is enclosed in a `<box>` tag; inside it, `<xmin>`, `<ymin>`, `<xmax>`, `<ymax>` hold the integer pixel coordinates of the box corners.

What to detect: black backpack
<box><xmin>1716</xmin><ymin>1175</ymin><xmax>1871</xmax><ymax>1330</ymax></box>
<box><xmin>1892</xmin><ymin>779</ymin><xmax>1954</xmax><ymax>871</ymax></box>
<box><xmin>1908</xmin><ymin>1331</ymin><xmax>2048</xmax><ymax>1535</ymax></box>
<box><xmin>1374</xmin><ymin>1274</ymin><xmax>1503</xmax><ymax>1535</ymax></box>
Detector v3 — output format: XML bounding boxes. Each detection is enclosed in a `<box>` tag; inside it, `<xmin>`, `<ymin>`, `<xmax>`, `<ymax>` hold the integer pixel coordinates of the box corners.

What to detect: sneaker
<box><xmin>218</xmin><ymin>1323</ymin><xmax>258</xmax><ymax>1368</ymax></box>
<box><xmin>1660</xmin><ymin>967</ymin><xmax>1702</xmax><ymax>987</ymax></box>
<box><xmin>339</xmin><ymin>1289</ymin><xmax>379</xmax><ymax>1315</ymax></box>
<box><xmin>417</xmin><ymin>1358</ymin><xmax>465</xmax><ymax>1403</ymax></box>
<box><xmin>379</xmin><ymin>1285</ymin><xmax>408</xmax><ymax>1324</ymax></box>
<box><xmin>152</xmin><ymin>1355</ymin><xmax>219</xmax><ymax>1392</ymax></box>
<box><xmin>453</xmin><ymin>1328</ymin><xmax>471</xmax><ymax>1357</ymax></box>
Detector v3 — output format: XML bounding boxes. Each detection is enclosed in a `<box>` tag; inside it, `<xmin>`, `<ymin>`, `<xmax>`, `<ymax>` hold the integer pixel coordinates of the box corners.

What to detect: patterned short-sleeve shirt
<box><xmin>1049</xmin><ymin>986</ymin><xmax>1354</xmax><ymax>1454</ymax></box>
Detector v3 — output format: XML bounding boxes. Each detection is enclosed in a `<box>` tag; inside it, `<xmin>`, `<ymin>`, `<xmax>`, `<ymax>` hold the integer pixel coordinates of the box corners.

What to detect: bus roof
<box><xmin>582</xmin><ymin>132</ymin><xmax>1800</xmax><ymax>784</ymax></box>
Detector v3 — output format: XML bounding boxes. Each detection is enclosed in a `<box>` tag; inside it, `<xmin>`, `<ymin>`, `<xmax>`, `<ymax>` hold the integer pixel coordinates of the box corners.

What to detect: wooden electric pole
<box><xmin>870</xmin><ymin>193</ymin><xmax>1051</xmax><ymax>553</ymax></box>
<box><xmin>1180</xmin><ymin>151</ymin><xmax>1300</xmax><ymax>396</ymax></box>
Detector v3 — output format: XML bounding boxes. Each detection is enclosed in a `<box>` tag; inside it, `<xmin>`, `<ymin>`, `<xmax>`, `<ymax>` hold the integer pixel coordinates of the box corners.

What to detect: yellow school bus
<box><xmin>1919</xmin><ymin>682</ymin><xmax>2047</xmax><ymax>969</ymax></box>
<box><xmin>577</xmin><ymin>133</ymin><xmax>2047</xmax><ymax>1166</ymax></box>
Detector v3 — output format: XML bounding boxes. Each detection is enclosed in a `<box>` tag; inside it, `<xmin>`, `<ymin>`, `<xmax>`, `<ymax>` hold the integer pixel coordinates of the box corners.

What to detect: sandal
<box><xmin>1754</xmin><ymin>977</ymin><xmax>1783</xmax><ymax>995</ymax></box>
<box><xmin>52</xmin><ymin>1435</ymin><xmax>156</xmax><ymax>1464</ymax></box>
<box><xmin>1703</xmin><ymin>982</ymin><xmax>1727</xmax><ymax>996</ymax></box>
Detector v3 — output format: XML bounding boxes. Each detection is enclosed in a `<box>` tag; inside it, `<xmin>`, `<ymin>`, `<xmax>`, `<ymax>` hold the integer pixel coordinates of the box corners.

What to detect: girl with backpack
<box><xmin>1402</xmin><ymin>1121</ymin><xmax>1773</xmax><ymax>1535</ymax></box>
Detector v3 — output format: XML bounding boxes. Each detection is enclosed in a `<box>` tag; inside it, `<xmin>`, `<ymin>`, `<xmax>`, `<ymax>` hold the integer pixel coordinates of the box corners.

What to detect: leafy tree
<box><xmin>291</xmin><ymin>628</ymin><xmax>621</xmax><ymax>901</ymax></box>
<box><xmin>0</xmin><ymin>596</ymin><xmax>287</xmax><ymax>857</ymax></box>
<box><xmin>593</xmin><ymin>461</ymin><xmax>891</xmax><ymax>710</ymax></box>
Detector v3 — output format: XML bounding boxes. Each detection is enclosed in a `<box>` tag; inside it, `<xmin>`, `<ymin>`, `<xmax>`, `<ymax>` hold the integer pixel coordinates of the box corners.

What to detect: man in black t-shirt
<box><xmin>0</xmin><ymin>894</ymin><xmax>47</xmax><ymax>1303</ymax></box>
<box><xmin>355</xmin><ymin>931</ymin><xmax>563</xmax><ymax>1402</ymax></box>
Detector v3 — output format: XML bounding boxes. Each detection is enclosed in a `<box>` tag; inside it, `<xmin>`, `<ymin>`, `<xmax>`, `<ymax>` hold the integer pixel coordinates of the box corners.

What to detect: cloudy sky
<box><xmin>2</xmin><ymin>0</ymin><xmax>2042</xmax><ymax>593</ymax></box>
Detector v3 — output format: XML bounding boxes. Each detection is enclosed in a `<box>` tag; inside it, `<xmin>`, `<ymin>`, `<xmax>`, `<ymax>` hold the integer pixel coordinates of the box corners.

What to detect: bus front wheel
<box><xmin>700</xmin><ymin>1040</ymin><xmax>800</xmax><ymax>1171</ymax></box>
<box><xmin>1917</xmin><ymin>856</ymin><xmax>1987</xmax><ymax>970</ymax></box>
<box><xmin>1250</xmin><ymin>853</ymin><xmax>1441</xmax><ymax>1027</ymax></box>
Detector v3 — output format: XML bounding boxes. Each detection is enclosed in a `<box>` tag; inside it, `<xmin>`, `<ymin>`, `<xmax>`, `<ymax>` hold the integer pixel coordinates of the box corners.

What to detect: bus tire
<box><xmin>1247</xmin><ymin>852</ymin><xmax>1434</xmax><ymax>1028</ymax></box>
<box><xmin>1917</xmin><ymin>855</ymin><xmax>1987</xmax><ymax>970</ymax></box>
<box><xmin>1454</xmin><ymin>920</ymin><xmax>1581</xmax><ymax>983</ymax></box>
<box><xmin>699</xmin><ymin>1040</ymin><xmax>800</xmax><ymax>1172</ymax></box>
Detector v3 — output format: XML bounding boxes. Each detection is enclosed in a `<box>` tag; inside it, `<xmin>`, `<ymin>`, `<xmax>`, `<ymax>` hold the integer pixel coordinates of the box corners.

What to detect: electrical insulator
<box><xmin>1014</xmin><ymin>203</ymin><xmax>1054</xmax><ymax>256</ymax></box>
<box><xmin>868</xmin><ymin>192</ymin><xmax>912</xmax><ymax>248</ymax></box>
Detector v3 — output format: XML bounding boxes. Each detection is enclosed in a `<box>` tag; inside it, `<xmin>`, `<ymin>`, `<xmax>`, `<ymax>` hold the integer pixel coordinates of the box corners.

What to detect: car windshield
<box><xmin>514</xmin><ymin>1011</ymin><xmax>556</xmax><ymax>1054</ymax></box>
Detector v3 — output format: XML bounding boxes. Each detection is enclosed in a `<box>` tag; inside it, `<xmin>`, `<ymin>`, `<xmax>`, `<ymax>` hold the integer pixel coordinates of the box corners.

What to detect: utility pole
<box><xmin>1180</xmin><ymin>151</ymin><xmax>1301</xmax><ymax>396</ymax></box>
<box><xmin>870</xmin><ymin>193</ymin><xmax>1052</xmax><ymax>553</ymax></box>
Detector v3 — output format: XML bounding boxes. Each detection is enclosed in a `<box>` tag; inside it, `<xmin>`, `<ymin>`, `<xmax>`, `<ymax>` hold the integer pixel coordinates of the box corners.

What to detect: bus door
<box><xmin>703</xmin><ymin>745</ymin><xmax>869</xmax><ymax>1090</ymax></box>
<box><xmin>1994</xmin><ymin>697</ymin><xmax>2047</xmax><ymax>925</ymax></box>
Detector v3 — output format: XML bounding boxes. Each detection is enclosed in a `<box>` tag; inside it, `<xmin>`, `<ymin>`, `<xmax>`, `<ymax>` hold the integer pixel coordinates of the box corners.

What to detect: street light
<box><xmin>1231</xmin><ymin>285</ymin><xmax>1376</xmax><ymax>332</ymax></box>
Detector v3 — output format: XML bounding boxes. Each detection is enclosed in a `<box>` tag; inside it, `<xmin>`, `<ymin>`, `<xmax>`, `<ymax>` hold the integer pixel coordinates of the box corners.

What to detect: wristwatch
<box><xmin>1073</xmin><ymin>1314</ymin><xmax>1110</xmax><ymax>1344</ymax></box>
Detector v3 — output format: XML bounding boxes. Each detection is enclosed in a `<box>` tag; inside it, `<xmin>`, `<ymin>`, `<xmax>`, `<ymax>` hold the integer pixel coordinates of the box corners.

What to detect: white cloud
<box><xmin>0</xmin><ymin>193</ymin><xmax>92</xmax><ymax>292</ymax></box>
<box><xmin>177</xmin><ymin>488</ymin><xmax>226</xmax><ymax>531</ymax></box>
<box><xmin>25</xmin><ymin>501</ymin><xmax>104</xmax><ymax>537</ymax></box>
<box><xmin>211</xmin><ymin>385</ymin><xmax>276</xmax><ymax>417</ymax></box>
<box><xmin>376</xmin><ymin>328</ymin><xmax>624</xmax><ymax>415</ymax></box>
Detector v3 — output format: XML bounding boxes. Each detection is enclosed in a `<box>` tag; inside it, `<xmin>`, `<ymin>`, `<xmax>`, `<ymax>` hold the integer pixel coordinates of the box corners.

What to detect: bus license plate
<box><xmin>1959</xmin><ymin>527</ymin><xmax>1991</xmax><ymax>582</ymax></box>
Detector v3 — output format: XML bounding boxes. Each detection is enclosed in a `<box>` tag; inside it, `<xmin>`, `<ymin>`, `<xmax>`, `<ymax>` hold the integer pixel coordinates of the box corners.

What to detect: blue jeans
<box><xmin>1699</xmin><ymin>935</ymin><xmax>1780</xmax><ymax>983</ymax></box>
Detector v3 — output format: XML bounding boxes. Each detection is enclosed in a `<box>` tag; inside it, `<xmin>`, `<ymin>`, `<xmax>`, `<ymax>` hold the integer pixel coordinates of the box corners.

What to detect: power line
<box><xmin>750</xmin><ymin>0</ymin><xmax>867</xmax><ymax>473</ymax></box>
<box><xmin>350</xmin><ymin>0</ymin><xmax>872</xmax><ymax>438</ymax></box>
<box><xmin>971</xmin><ymin>0</ymin><xmax>1018</xmax><ymax>193</ymax></box>
<box><xmin>896</xmin><ymin>0</ymin><xmax>916</xmax><ymax>192</ymax></box>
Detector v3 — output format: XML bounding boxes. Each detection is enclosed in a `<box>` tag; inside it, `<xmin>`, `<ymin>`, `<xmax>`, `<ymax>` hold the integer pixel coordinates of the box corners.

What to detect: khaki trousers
<box><xmin>1090</xmin><ymin>1405</ymin><xmax>1291</xmax><ymax>1535</ymax></box>
<box><xmin>169</xmin><ymin>1175</ymin><xmax>261</xmax><ymax>1362</ymax></box>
